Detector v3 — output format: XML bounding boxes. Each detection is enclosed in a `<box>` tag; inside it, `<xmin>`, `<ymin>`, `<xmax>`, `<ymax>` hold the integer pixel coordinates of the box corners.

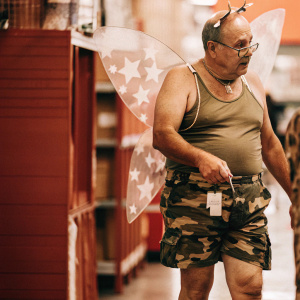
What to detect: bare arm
<box><xmin>153</xmin><ymin>66</ymin><xmax>231</xmax><ymax>183</ymax></box>
<box><xmin>285</xmin><ymin>111</ymin><xmax>300</xmax><ymax>204</ymax></box>
<box><xmin>285</xmin><ymin>111</ymin><xmax>300</xmax><ymax>228</ymax></box>
<box><xmin>261</xmin><ymin>125</ymin><xmax>292</xmax><ymax>198</ymax></box>
<box><xmin>247</xmin><ymin>71</ymin><xmax>292</xmax><ymax>197</ymax></box>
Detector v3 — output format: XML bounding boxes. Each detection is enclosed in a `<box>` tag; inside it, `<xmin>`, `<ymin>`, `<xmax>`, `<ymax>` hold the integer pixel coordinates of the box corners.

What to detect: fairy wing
<box><xmin>249</xmin><ymin>9</ymin><xmax>285</xmax><ymax>87</ymax></box>
<box><xmin>126</xmin><ymin>128</ymin><xmax>166</xmax><ymax>223</ymax></box>
<box><xmin>93</xmin><ymin>26</ymin><xmax>185</xmax><ymax>127</ymax></box>
<box><xmin>93</xmin><ymin>27</ymin><xmax>185</xmax><ymax>223</ymax></box>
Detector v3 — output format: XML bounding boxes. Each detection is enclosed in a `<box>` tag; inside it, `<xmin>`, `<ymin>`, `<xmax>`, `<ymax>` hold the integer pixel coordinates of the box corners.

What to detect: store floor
<box><xmin>99</xmin><ymin>180</ymin><xmax>296</xmax><ymax>300</ymax></box>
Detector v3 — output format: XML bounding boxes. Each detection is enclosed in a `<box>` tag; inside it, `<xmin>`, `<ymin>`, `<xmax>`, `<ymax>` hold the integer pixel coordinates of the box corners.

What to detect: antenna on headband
<box><xmin>214</xmin><ymin>0</ymin><xmax>253</xmax><ymax>28</ymax></box>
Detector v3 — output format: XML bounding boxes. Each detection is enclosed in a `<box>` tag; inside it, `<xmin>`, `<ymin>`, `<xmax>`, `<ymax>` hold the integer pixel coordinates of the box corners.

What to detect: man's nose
<box><xmin>245</xmin><ymin>46</ymin><xmax>254</xmax><ymax>57</ymax></box>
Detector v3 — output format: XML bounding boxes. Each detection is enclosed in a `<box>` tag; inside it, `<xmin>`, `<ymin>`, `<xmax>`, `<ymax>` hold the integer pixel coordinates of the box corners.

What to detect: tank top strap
<box><xmin>241</xmin><ymin>75</ymin><xmax>252</xmax><ymax>93</ymax></box>
<box><xmin>241</xmin><ymin>75</ymin><xmax>264</xmax><ymax>110</ymax></box>
<box><xmin>179</xmin><ymin>63</ymin><xmax>201</xmax><ymax>132</ymax></box>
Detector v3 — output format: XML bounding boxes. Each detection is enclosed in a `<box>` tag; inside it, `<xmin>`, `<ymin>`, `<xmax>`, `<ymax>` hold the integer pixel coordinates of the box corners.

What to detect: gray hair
<box><xmin>202</xmin><ymin>20</ymin><xmax>223</xmax><ymax>51</ymax></box>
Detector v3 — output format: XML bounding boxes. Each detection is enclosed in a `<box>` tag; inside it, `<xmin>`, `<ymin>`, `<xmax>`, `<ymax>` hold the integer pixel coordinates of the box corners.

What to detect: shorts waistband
<box><xmin>231</xmin><ymin>174</ymin><xmax>262</xmax><ymax>184</ymax></box>
<box><xmin>166</xmin><ymin>169</ymin><xmax>262</xmax><ymax>185</ymax></box>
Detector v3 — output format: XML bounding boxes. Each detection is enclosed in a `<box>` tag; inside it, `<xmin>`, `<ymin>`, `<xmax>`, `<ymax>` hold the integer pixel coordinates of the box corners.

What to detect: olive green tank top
<box><xmin>166</xmin><ymin>73</ymin><xmax>264</xmax><ymax>176</ymax></box>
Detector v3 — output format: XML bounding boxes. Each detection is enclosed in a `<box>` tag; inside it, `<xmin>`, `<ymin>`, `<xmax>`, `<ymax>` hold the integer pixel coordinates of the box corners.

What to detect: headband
<box><xmin>214</xmin><ymin>0</ymin><xmax>253</xmax><ymax>28</ymax></box>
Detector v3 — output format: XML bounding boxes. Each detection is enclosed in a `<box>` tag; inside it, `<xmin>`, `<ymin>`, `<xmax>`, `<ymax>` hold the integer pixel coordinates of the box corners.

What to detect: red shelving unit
<box><xmin>0</xmin><ymin>29</ymin><xmax>97</xmax><ymax>299</ymax></box>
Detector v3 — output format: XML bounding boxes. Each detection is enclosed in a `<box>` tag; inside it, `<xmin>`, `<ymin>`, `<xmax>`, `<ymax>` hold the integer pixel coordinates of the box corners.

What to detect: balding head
<box><xmin>202</xmin><ymin>11</ymin><xmax>250</xmax><ymax>51</ymax></box>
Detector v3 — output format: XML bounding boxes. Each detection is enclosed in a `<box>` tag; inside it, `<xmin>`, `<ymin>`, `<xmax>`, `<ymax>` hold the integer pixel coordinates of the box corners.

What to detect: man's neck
<box><xmin>201</xmin><ymin>57</ymin><xmax>238</xmax><ymax>82</ymax></box>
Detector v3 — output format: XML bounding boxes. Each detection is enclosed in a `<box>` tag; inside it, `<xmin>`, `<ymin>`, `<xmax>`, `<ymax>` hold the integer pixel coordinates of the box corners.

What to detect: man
<box><xmin>153</xmin><ymin>8</ymin><xmax>292</xmax><ymax>300</ymax></box>
<box><xmin>285</xmin><ymin>110</ymin><xmax>300</xmax><ymax>299</ymax></box>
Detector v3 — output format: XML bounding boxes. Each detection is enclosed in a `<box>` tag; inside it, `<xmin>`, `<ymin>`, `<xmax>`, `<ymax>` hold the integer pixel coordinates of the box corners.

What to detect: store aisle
<box><xmin>99</xmin><ymin>181</ymin><xmax>296</xmax><ymax>300</ymax></box>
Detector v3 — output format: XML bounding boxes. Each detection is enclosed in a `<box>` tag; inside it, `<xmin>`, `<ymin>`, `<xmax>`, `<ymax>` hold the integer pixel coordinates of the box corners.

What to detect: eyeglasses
<box><xmin>212</xmin><ymin>41</ymin><xmax>259</xmax><ymax>57</ymax></box>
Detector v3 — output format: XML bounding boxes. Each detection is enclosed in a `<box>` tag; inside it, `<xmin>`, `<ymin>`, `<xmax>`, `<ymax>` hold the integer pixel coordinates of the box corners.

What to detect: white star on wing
<box><xmin>140</xmin><ymin>113</ymin><xmax>148</xmax><ymax>123</ymax></box>
<box><xmin>99</xmin><ymin>31</ymin><xmax>113</xmax><ymax>58</ymax></box>
<box><xmin>109</xmin><ymin>65</ymin><xmax>117</xmax><ymax>74</ymax></box>
<box><xmin>119</xmin><ymin>85</ymin><xmax>127</xmax><ymax>95</ymax></box>
<box><xmin>143</xmin><ymin>46</ymin><xmax>159</xmax><ymax>61</ymax></box>
<box><xmin>155</xmin><ymin>158</ymin><xmax>166</xmax><ymax>172</ymax></box>
<box><xmin>129</xmin><ymin>168</ymin><xmax>140</xmax><ymax>182</ymax></box>
<box><xmin>129</xmin><ymin>204</ymin><xmax>137</xmax><ymax>214</ymax></box>
<box><xmin>145</xmin><ymin>61</ymin><xmax>163</xmax><ymax>83</ymax></box>
<box><xmin>145</xmin><ymin>152</ymin><xmax>156</xmax><ymax>168</ymax></box>
<box><xmin>133</xmin><ymin>85</ymin><xmax>150</xmax><ymax>106</ymax></box>
<box><xmin>137</xmin><ymin>176</ymin><xmax>154</xmax><ymax>201</ymax></box>
<box><xmin>118</xmin><ymin>57</ymin><xmax>141</xmax><ymax>84</ymax></box>
<box><xmin>135</xmin><ymin>143</ymin><xmax>144</xmax><ymax>155</ymax></box>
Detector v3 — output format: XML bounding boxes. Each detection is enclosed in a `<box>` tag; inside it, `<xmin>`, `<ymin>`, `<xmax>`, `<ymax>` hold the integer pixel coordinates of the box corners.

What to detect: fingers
<box><xmin>200</xmin><ymin>159</ymin><xmax>232</xmax><ymax>184</ymax></box>
<box><xmin>221</xmin><ymin>161</ymin><xmax>232</xmax><ymax>178</ymax></box>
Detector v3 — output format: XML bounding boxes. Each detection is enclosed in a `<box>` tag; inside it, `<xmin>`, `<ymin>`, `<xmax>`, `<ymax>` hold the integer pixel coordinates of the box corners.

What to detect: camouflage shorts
<box><xmin>160</xmin><ymin>169</ymin><xmax>272</xmax><ymax>270</ymax></box>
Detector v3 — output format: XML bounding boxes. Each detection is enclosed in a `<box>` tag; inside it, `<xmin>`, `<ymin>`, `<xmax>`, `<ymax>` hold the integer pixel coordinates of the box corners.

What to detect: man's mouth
<box><xmin>240</xmin><ymin>59</ymin><xmax>250</xmax><ymax>66</ymax></box>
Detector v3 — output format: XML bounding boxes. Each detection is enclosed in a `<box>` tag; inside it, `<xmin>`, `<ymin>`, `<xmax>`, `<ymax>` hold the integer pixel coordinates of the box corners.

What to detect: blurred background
<box><xmin>0</xmin><ymin>0</ymin><xmax>299</xmax><ymax>299</ymax></box>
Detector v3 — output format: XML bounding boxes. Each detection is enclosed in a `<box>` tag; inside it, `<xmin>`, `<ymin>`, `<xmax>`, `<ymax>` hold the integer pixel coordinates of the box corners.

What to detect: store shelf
<box><xmin>71</xmin><ymin>30</ymin><xmax>97</xmax><ymax>52</ymax></box>
<box><xmin>145</xmin><ymin>203</ymin><xmax>160</xmax><ymax>213</ymax></box>
<box><xmin>97</xmin><ymin>260</ymin><xmax>115</xmax><ymax>275</ymax></box>
<box><xmin>0</xmin><ymin>29</ymin><xmax>97</xmax><ymax>299</ymax></box>
<box><xmin>120</xmin><ymin>133</ymin><xmax>142</xmax><ymax>149</ymax></box>
<box><xmin>95</xmin><ymin>199</ymin><xmax>116</xmax><ymax>208</ymax></box>
<box><xmin>96</xmin><ymin>81</ymin><xmax>116</xmax><ymax>93</ymax></box>
<box><xmin>96</xmin><ymin>138</ymin><xmax>117</xmax><ymax>148</ymax></box>
<box><xmin>96</xmin><ymin>242</ymin><xmax>147</xmax><ymax>276</ymax></box>
<box><xmin>121</xmin><ymin>242</ymin><xmax>147</xmax><ymax>275</ymax></box>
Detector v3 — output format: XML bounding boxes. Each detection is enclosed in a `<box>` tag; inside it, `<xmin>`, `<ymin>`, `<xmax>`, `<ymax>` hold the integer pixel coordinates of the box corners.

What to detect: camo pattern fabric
<box><xmin>285</xmin><ymin>109</ymin><xmax>300</xmax><ymax>293</ymax></box>
<box><xmin>160</xmin><ymin>169</ymin><xmax>272</xmax><ymax>270</ymax></box>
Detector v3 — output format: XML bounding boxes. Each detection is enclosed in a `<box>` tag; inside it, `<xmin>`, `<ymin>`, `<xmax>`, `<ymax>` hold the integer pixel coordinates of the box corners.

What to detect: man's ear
<box><xmin>207</xmin><ymin>41</ymin><xmax>217</xmax><ymax>58</ymax></box>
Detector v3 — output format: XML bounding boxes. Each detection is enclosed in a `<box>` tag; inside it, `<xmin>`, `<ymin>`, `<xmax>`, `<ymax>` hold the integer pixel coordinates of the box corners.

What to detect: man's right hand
<box><xmin>197</xmin><ymin>152</ymin><xmax>233</xmax><ymax>184</ymax></box>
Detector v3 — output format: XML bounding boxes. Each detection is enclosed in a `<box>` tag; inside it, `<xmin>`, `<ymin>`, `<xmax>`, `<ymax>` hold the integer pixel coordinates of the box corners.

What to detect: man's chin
<box><xmin>238</xmin><ymin>63</ymin><xmax>249</xmax><ymax>75</ymax></box>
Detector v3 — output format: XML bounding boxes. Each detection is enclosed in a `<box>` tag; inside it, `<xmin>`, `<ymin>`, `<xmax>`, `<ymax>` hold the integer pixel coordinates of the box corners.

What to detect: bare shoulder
<box><xmin>244</xmin><ymin>70</ymin><xmax>266</xmax><ymax>109</ymax></box>
<box><xmin>154</xmin><ymin>64</ymin><xmax>196</xmax><ymax>131</ymax></box>
<box><xmin>165</xmin><ymin>65</ymin><xmax>194</xmax><ymax>86</ymax></box>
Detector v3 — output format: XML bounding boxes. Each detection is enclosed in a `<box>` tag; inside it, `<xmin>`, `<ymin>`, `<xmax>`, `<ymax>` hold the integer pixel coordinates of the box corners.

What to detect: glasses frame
<box><xmin>212</xmin><ymin>40</ymin><xmax>259</xmax><ymax>57</ymax></box>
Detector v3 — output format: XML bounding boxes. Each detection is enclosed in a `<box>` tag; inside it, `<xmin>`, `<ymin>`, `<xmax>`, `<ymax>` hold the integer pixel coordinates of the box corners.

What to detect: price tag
<box><xmin>207</xmin><ymin>192</ymin><xmax>222</xmax><ymax>216</ymax></box>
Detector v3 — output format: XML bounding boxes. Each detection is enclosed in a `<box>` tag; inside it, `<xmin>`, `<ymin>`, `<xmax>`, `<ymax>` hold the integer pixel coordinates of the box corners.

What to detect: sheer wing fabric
<box><xmin>93</xmin><ymin>27</ymin><xmax>184</xmax><ymax>222</ymax></box>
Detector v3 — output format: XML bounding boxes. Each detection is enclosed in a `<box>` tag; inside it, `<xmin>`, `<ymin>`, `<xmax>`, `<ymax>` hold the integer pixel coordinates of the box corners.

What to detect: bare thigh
<box><xmin>179</xmin><ymin>265</ymin><xmax>215</xmax><ymax>300</ymax></box>
<box><xmin>222</xmin><ymin>254</ymin><xmax>263</xmax><ymax>300</ymax></box>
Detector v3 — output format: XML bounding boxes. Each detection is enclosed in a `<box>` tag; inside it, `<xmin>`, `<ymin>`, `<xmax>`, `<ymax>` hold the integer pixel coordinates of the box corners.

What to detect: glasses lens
<box><xmin>239</xmin><ymin>48</ymin><xmax>248</xmax><ymax>57</ymax></box>
<box><xmin>252</xmin><ymin>44</ymin><xmax>258</xmax><ymax>52</ymax></box>
<box><xmin>238</xmin><ymin>44</ymin><xmax>258</xmax><ymax>57</ymax></box>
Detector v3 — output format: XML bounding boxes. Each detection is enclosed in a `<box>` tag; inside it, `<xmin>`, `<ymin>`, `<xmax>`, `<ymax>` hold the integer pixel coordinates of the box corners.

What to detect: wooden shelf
<box><xmin>71</xmin><ymin>30</ymin><xmax>97</xmax><ymax>52</ymax></box>
<box><xmin>120</xmin><ymin>242</ymin><xmax>147</xmax><ymax>275</ymax></box>
<box><xmin>96</xmin><ymin>82</ymin><xmax>115</xmax><ymax>93</ymax></box>
<box><xmin>145</xmin><ymin>203</ymin><xmax>160</xmax><ymax>213</ymax></box>
<box><xmin>97</xmin><ymin>260</ymin><xmax>115</xmax><ymax>275</ymax></box>
<box><xmin>96</xmin><ymin>242</ymin><xmax>147</xmax><ymax>276</ymax></box>
<box><xmin>120</xmin><ymin>133</ymin><xmax>142</xmax><ymax>149</ymax></box>
<box><xmin>0</xmin><ymin>29</ymin><xmax>97</xmax><ymax>299</ymax></box>
<box><xmin>95</xmin><ymin>199</ymin><xmax>116</xmax><ymax>208</ymax></box>
<box><xmin>96</xmin><ymin>138</ymin><xmax>117</xmax><ymax>148</ymax></box>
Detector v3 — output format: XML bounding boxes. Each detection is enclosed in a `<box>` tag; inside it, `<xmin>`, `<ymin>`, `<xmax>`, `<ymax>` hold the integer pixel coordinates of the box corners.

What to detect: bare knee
<box><xmin>223</xmin><ymin>255</ymin><xmax>263</xmax><ymax>299</ymax></box>
<box><xmin>233</xmin><ymin>272</ymin><xmax>263</xmax><ymax>299</ymax></box>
